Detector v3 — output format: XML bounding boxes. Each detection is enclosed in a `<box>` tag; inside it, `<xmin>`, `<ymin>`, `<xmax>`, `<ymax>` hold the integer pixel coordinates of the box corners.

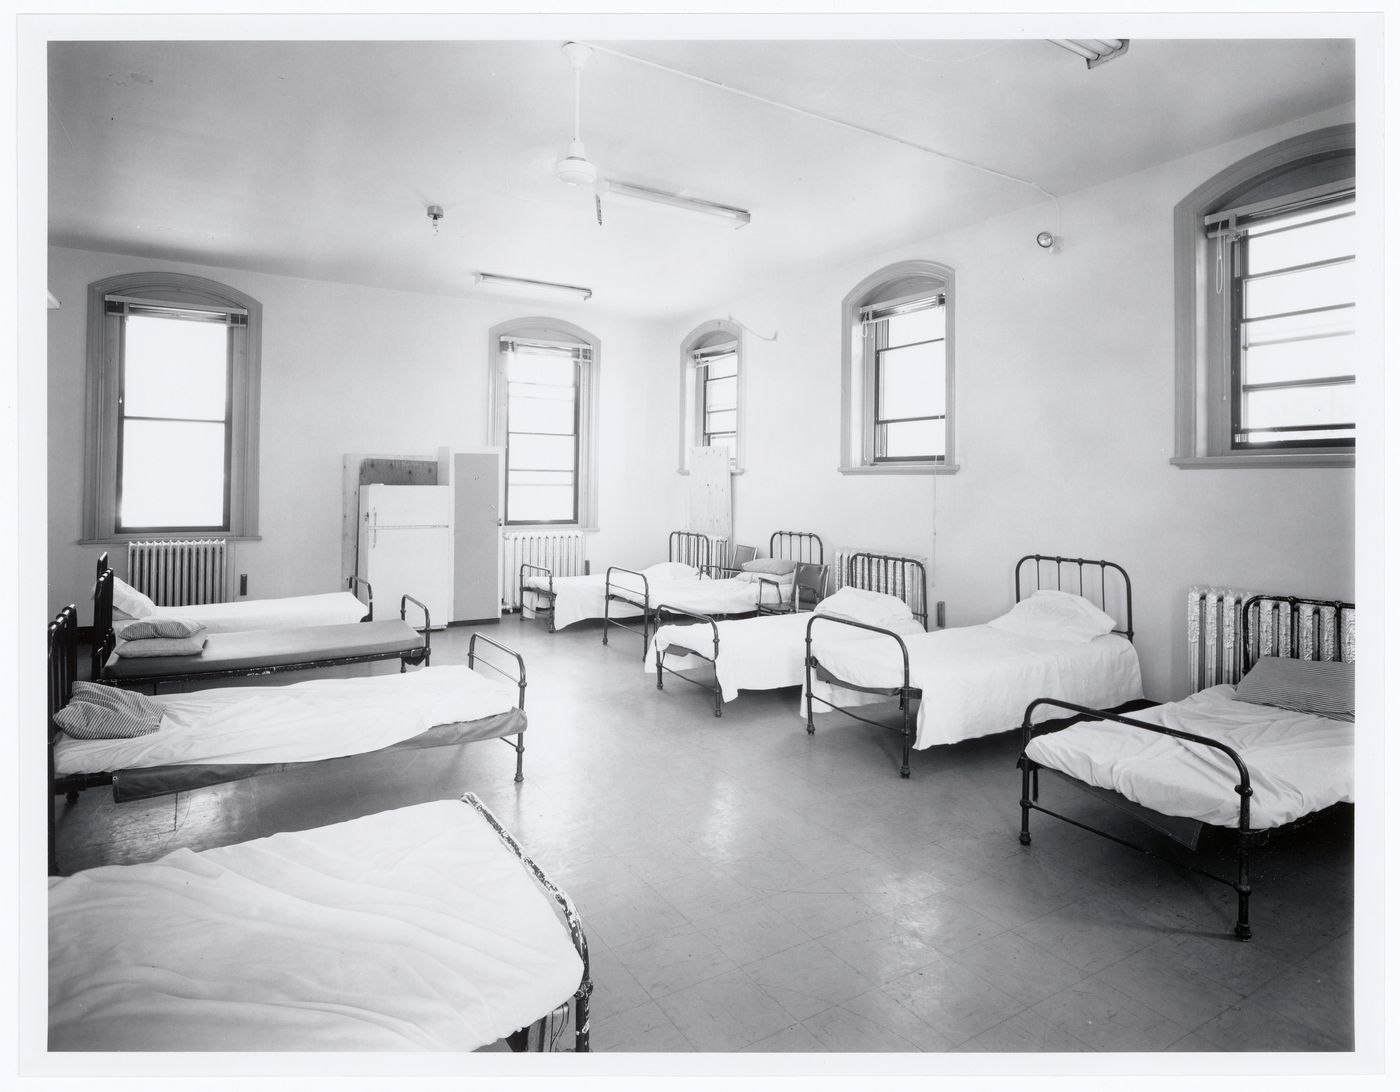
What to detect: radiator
<box><xmin>1187</xmin><ymin>585</ymin><xmax>1247</xmax><ymax>692</ymax></box>
<box><xmin>1188</xmin><ymin>585</ymin><xmax>1357</xmax><ymax>692</ymax></box>
<box><xmin>502</xmin><ymin>530</ymin><xmax>588</xmax><ymax>610</ymax></box>
<box><xmin>127</xmin><ymin>539</ymin><xmax>228</xmax><ymax>607</ymax></box>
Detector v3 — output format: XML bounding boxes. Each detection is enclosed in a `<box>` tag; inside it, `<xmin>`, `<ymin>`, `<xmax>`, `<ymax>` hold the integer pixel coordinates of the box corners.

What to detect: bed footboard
<box><xmin>803</xmin><ymin>614</ymin><xmax>920</xmax><ymax>778</ymax></box>
<box><xmin>469</xmin><ymin>632</ymin><xmax>529</xmax><ymax>782</ymax></box>
<box><xmin>462</xmin><ymin>792</ymin><xmax>592</xmax><ymax>1052</ymax></box>
<box><xmin>654</xmin><ymin>606</ymin><xmax>722</xmax><ymax>717</ymax></box>
<box><xmin>519</xmin><ymin>563</ymin><xmax>557</xmax><ymax>633</ymax></box>
<box><xmin>1017</xmin><ymin>697</ymin><xmax>1258</xmax><ymax>940</ymax></box>
<box><xmin>347</xmin><ymin>575</ymin><xmax>374</xmax><ymax>621</ymax></box>
<box><xmin>604</xmin><ymin>565</ymin><xmax>652</xmax><ymax>660</ymax></box>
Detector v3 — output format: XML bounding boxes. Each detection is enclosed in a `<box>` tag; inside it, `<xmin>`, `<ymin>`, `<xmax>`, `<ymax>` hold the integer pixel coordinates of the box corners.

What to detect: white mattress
<box><xmin>804</xmin><ymin>624</ymin><xmax>1143</xmax><ymax>749</ymax></box>
<box><xmin>523</xmin><ymin>573</ymin><xmax>642</xmax><ymax>631</ymax></box>
<box><xmin>53</xmin><ymin>666</ymin><xmax>517</xmax><ymax>776</ymax></box>
<box><xmin>48</xmin><ymin>799</ymin><xmax>585</xmax><ymax>1051</ymax></box>
<box><xmin>649</xmin><ymin>611</ymin><xmax>925</xmax><ymax>703</ymax></box>
<box><xmin>1024</xmin><ymin>684</ymin><xmax>1354</xmax><ymax>829</ymax></box>
<box><xmin>153</xmin><ymin>591</ymin><xmax>369</xmax><ymax>634</ymax></box>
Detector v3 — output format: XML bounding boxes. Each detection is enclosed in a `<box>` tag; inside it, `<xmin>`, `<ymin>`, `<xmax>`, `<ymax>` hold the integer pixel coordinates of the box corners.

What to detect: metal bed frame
<box><xmin>93</xmin><ymin>559</ymin><xmax>429</xmax><ymax>691</ymax></box>
<box><xmin>804</xmin><ymin>553</ymin><xmax>1131</xmax><ymax>778</ymax></box>
<box><xmin>770</xmin><ymin>530</ymin><xmax>824</xmax><ymax>566</ymax></box>
<box><xmin>1017</xmin><ymin>593</ymin><xmax>1354</xmax><ymax>941</ymax></box>
<box><xmin>48</xmin><ymin>602</ymin><xmax>529</xmax><ymax>844</ymax></box>
<box><xmin>519</xmin><ymin>562</ymin><xmax>561</xmax><ymax>632</ymax></box>
<box><xmin>652</xmin><ymin>561</ymin><xmax>830</xmax><ymax>716</ymax></box>
<box><xmin>465</xmin><ymin>792</ymin><xmax>593</xmax><ymax>1052</ymax></box>
<box><xmin>603</xmin><ymin>531</ymin><xmax>714</xmax><ymax>660</ymax></box>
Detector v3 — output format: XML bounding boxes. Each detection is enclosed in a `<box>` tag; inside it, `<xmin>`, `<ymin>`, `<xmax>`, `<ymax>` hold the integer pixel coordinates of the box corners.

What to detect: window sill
<box><xmin>79</xmin><ymin>534</ymin><xmax>263</xmax><ymax>546</ymax></box>
<box><xmin>504</xmin><ymin>525</ymin><xmax>598</xmax><ymax>534</ymax></box>
<box><xmin>838</xmin><ymin>463</ymin><xmax>960</xmax><ymax>476</ymax></box>
<box><xmin>676</xmin><ymin>468</ymin><xmax>745</xmax><ymax>476</ymax></box>
<box><xmin>1170</xmin><ymin>453</ymin><xmax>1354</xmax><ymax>470</ymax></box>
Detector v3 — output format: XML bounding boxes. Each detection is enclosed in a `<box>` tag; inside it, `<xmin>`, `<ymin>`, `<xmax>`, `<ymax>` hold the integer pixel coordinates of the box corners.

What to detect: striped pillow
<box><xmin>1233</xmin><ymin>657</ymin><xmax>1354</xmax><ymax>722</ymax></box>
<box><xmin>115</xmin><ymin>615</ymin><xmax>206</xmax><ymax>640</ymax></box>
<box><xmin>54</xmin><ymin>682</ymin><xmax>163</xmax><ymax>739</ymax></box>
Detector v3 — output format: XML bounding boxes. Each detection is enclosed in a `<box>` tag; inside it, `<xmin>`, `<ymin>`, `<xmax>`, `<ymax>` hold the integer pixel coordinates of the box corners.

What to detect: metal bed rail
<box><xmin>845</xmin><ymin>552</ymin><xmax>928</xmax><ymax>630</ymax></box>
<box><xmin>468</xmin><ymin>631</ymin><xmax>529</xmax><ymax>783</ymax></box>
<box><xmin>803</xmin><ymin>613</ymin><xmax>921</xmax><ymax>778</ymax></box>
<box><xmin>770</xmin><ymin>530</ymin><xmax>824</xmax><ymax>566</ymax></box>
<box><xmin>518</xmin><ymin>562</ymin><xmax>558</xmax><ymax>632</ymax></box>
<box><xmin>463</xmin><ymin>792</ymin><xmax>592</xmax><ymax>1052</ymax></box>
<box><xmin>347</xmin><ymin>574</ymin><xmax>374</xmax><ymax>621</ymax></box>
<box><xmin>603</xmin><ymin>565</ymin><xmax>653</xmax><ymax>660</ymax></box>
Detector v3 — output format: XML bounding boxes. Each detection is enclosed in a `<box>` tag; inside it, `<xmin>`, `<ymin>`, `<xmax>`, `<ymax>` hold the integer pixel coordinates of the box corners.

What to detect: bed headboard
<box><xmin>770</xmin><ymin>531</ymin><xmax>823</xmax><ymax>565</ymax></box>
<box><xmin>845</xmin><ymin>551</ymin><xmax>929</xmax><ymax>630</ymax></box>
<box><xmin>1014</xmin><ymin>555</ymin><xmax>1134</xmax><ymax>642</ymax></box>
<box><xmin>48</xmin><ymin>604</ymin><xmax>78</xmax><ymax>875</ymax></box>
<box><xmin>669</xmin><ymin>531</ymin><xmax>712</xmax><ymax>571</ymax></box>
<box><xmin>1242</xmin><ymin>595</ymin><xmax>1355</xmax><ymax>673</ymax></box>
<box><xmin>92</xmin><ymin>557</ymin><xmax>116</xmax><ymax>682</ymax></box>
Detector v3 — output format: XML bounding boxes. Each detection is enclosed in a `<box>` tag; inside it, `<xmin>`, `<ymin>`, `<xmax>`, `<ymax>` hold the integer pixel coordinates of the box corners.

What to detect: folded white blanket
<box><xmin>53</xmin><ymin>666</ymin><xmax>517</xmax><ymax>775</ymax></box>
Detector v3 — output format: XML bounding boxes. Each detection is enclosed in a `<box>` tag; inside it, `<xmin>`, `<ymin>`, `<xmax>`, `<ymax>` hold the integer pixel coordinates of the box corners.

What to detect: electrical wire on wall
<box><xmin>727</xmin><ymin>314</ymin><xmax>777</xmax><ymax>342</ymax></box>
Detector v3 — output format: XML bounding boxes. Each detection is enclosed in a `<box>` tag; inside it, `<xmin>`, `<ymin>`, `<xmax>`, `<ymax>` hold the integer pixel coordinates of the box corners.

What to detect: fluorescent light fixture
<box><xmin>474</xmin><ymin>272</ymin><xmax>592</xmax><ymax>302</ymax></box>
<box><xmin>598</xmin><ymin>180</ymin><xmax>751</xmax><ymax>229</ymax></box>
<box><xmin>1049</xmin><ymin>39</ymin><xmax>1130</xmax><ymax>68</ymax></box>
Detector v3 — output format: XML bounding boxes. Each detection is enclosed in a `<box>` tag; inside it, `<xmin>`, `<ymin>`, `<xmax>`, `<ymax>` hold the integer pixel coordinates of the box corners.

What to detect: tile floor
<box><xmin>53</xmin><ymin>613</ymin><xmax>1355</xmax><ymax>1058</ymax></box>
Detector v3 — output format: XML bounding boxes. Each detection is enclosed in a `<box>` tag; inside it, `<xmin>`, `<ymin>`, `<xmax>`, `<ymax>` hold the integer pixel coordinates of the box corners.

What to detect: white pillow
<box><xmin>111</xmin><ymin>576</ymin><xmax>156</xmax><ymax>621</ymax></box>
<box><xmin>986</xmin><ymin>589</ymin><xmax>1117</xmax><ymax>644</ymax></box>
<box><xmin>813</xmin><ymin>586</ymin><xmax>914</xmax><ymax>628</ymax></box>
<box><xmin>642</xmin><ymin>561</ymin><xmax>699</xmax><ymax>581</ymax></box>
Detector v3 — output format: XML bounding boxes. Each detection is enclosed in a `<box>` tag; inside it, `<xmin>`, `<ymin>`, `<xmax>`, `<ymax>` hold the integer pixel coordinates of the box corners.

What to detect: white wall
<box><xmin>668</xmin><ymin>105</ymin><xmax>1358</xmax><ymax>702</ymax></box>
<box><xmin>47</xmin><ymin>248</ymin><xmax>678</xmax><ymax>622</ymax></box>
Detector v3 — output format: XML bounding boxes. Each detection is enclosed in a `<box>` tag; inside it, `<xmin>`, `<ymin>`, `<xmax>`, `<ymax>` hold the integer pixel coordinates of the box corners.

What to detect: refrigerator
<box><xmin>357</xmin><ymin>484</ymin><xmax>453</xmax><ymax>629</ymax></box>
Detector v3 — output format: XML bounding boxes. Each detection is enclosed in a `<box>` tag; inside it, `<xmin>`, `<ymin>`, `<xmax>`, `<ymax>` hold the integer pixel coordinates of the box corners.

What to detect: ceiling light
<box><xmin>474</xmin><ymin>272</ymin><xmax>592</xmax><ymax>302</ymax></box>
<box><xmin>1049</xmin><ymin>39</ymin><xmax>1130</xmax><ymax>68</ymax></box>
<box><xmin>555</xmin><ymin>42</ymin><xmax>598</xmax><ymax>186</ymax></box>
<box><xmin>597</xmin><ymin>180</ymin><xmax>751</xmax><ymax>229</ymax></box>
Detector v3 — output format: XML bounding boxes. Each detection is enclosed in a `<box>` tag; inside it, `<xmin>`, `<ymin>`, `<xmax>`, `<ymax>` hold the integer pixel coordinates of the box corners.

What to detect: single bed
<box><xmin>803</xmin><ymin>554</ymin><xmax>1145</xmax><ymax>777</ymax></box>
<box><xmin>49</xmin><ymin>793</ymin><xmax>592</xmax><ymax>1051</ymax></box>
<box><xmin>647</xmin><ymin>546</ymin><xmax>914</xmax><ymax>716</ymax></box>
<box><xmin>48</xmin><ymin>607</ymin><xmax>529</xmax><ymax>869</ymax></box>
<box><xmin>99</xmin><ymin>551</ymin><xmax>373</xmax><ymax>632</ymax></box>
<box><xmin>518</xmin><ymin>529</ymin><xmax>714</xmax><ymax>634</ymax></box>
<box><xmin>92</xmin><ymin>562</ymin><xmax>431</xmax><ymax>691</ymax></box>
<box><xmin>1017</xmin><ymin>592</ymin><xmax>1355</xmax><ymax>941</ymax></box>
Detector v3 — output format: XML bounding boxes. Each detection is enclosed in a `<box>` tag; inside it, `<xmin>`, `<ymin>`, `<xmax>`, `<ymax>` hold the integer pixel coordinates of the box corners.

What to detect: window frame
<box><xmin>840</xmin><ymin>261</ymin><xmax>958</xmax><ymax>475</ymax></box>
<box><xmin>1172</xmin><ymin>124</ymin><xmax>1355</xmax><ymax>469</ymax></box>
<box><xmin>489</xmin><ymin>317</ymin><xmax>600</xmax><ymax>530</ymax></box>
<box><xmin>677</xmin><ymin>319</ymin><xmax>744</xmax><ymax>475</ymax></box>
<box><xmin>81</xmin><ymin>273</ymin><xmax>262</xmax><ymax>543</ymax></box>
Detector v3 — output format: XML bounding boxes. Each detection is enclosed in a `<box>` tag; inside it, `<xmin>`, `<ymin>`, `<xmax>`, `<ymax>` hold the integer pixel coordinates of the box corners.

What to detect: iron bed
<box><xmin>1017</xmin><ymin>593</ymin><xmax>1355</xmax><ymax>942</ymax></box>
<box><xmin>803</xmin><ymin>553</ymin><xmax>1144</xmax><ymax>777</ymax></box>
<box><xmin>99</xmin><ymin>551</ymin><xmax>374</xmax><ymax>631</ymax></box>
<box><xmin>93</xmin><ymin>560</ymin><xmax>431</xmax><ymax>692</ymax></box>
<box><xmin>649</xmin><ymin>561</ymin><xmax>834</xmax><ymax>715</ymax></box>
<box><xmin>519</xmin><ymin>529</ymin><xmax>713</xmax><ymax>635</ymax></box>
<box><xmin>48</xmin><ymin>792</ymin><xmax>592</xmax><ymax>1052</ymax></box>
<box><xmin>48</xmin><ymin>606</ymin><xmax>530</xmax><ymax>875</ymax></box>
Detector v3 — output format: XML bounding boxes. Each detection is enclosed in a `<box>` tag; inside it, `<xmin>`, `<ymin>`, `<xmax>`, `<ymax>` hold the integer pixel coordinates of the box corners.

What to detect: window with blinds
<box><xmin>862</xmin><ymin>292</ymin><xmax>947</xmax><ymax>462</ymax></box>
<box><xmin>1208</xmin><ymin>187</ymin><xmax>1356</xmax><ymax>450</ymax></box>
<box><xmin>109</xmin><ymin>296</ymin><xmax>243</xmax><ymax>532</ymax></box>
<box><xmin>501</xmin><ymin>337</ymin><xmax>586</xmax><ymax>524</ymax></box>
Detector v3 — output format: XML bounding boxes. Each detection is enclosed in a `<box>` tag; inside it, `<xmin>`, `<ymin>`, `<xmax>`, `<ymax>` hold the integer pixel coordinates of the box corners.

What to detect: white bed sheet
<box><xmin>49</xmin><ymin>799</ymin><xmax>584</xmax><ymax>1051</ymax></box>
<box><xmin>804</xmin><ymin>624</ymin><xmax>1143</xmax><ymax>749</ymax></box>
<box><xmin>153</xmin><ymin>591</ymin><xmax>369</xmax><ymax>634</ymax></box>
<box><xmin>524</xmin><ymin>571</ymin><xmax>785</xmax><ymax>631</ymax></box>
<box><xmin>649</xmin><ymin>612</ymin><xmax>925</xmax><ymax>703</ymax></box>
<box><xmin>1024</xmin><ymin>684</ymin><xmax>1354</xmax><ymax>828</ymax></box>
<box><xmin>523</xmin><ymin>573</ymin><xmax>642</xmax><ymax>631</ymax></box>
<box><xmin>53</xmin><ymin>666</ymin><xmax>517</xmax><ymax>776</ymax></box>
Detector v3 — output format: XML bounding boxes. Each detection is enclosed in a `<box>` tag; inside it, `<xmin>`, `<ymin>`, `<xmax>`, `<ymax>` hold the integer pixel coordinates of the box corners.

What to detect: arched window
<box><xmin>839</xmin><ymin>260</ymin><xmax>957</xmax><ymax>474</ymax></box>
<box><xmin>1172</xmin><ymin>124</ymin><xmax>1355</xmax><ymax>467</ymax></box>
<box><xmin>488</xmin><ymin>317</ymin><xmax>601</xmax><ymax>528</ymax></box>
<box><xmin>678</xmin><ymin>319</ymin><xmax>743</xmax><ymax>474</ymax></box>
<box><xmin>82</xmin><ymin>272</ymin><xmax>262</xmax><ymax>540</ymax></box>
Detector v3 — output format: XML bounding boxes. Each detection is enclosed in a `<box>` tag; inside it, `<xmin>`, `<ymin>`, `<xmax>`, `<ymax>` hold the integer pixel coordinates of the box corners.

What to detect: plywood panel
<box><xmin>687</xmin><ymin>447</ymin><xmax>731</xmax><ymax>539</ymax></box>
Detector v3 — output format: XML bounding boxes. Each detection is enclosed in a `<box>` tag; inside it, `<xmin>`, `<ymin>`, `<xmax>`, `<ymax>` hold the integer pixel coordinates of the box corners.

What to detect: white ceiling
<box><xmin>47</xmin><ymin>36</ymin><xmax>1355</xmax><ymax>319</ymax></box>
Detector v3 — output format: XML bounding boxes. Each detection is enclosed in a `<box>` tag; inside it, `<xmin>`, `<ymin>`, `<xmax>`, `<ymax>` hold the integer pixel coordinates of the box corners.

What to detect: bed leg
<box><xmin>575</xmin><ymin>980</ymin><xmax>592</xmax><ymax>1052</ymax></box>
<box><xmin>1018</xmin><ymin>756</ymin><xmax>1033</xmax><ymax>846</ymax></box>
<box><xmin>64</xmin><ymin>791</ymin><xmax>78</xmax><ymax>805</ymax></box>
<box><xmin>1233</xmin><ymin>838</ymin><xmax>1252</xmax><ymax>941</ymax></box>
<box><xmin>514</xmin><ymin>733</ymin><xmax>525</xmax><ymax>784</ymax></box>
<box><xmin>655</xmin><ymin>654</ymin><xmax>664</xmax><ymax>690</ymax></box>
<box><xmin>713</xmin><ymin>687</ymin><xmax>722</xmax><ymax>718</ymax></box>
<box><xmin>898</xmin><ymin>694</ymin><xmax>912</xmax><ymax>777</ymax></box>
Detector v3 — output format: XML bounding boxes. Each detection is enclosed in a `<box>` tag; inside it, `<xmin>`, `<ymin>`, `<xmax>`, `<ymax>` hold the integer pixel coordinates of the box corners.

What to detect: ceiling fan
<box><xmin>552</xmin><ymin>42</ymin><xmax>751</xmax><ymax>229</ymax></box>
